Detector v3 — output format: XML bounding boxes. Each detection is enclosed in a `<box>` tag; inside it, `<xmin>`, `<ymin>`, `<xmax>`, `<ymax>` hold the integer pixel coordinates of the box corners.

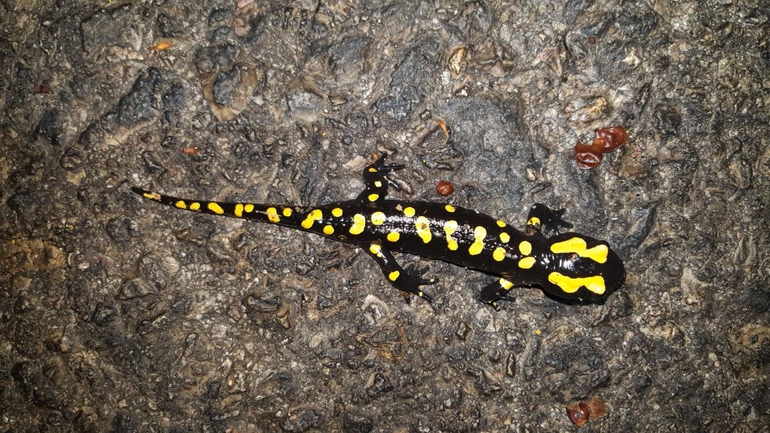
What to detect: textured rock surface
<box><xmin>1</xmin><ymin>1</ymin><xmax>768</xmax><ymax>431</ymax></box>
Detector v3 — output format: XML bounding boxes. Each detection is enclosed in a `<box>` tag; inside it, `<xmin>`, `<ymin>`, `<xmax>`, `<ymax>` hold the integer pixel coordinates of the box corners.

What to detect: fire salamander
<box><xmin>132</xmin><ymin>153</ymin><xmax>624</xmax><ymax>309</ymax></box>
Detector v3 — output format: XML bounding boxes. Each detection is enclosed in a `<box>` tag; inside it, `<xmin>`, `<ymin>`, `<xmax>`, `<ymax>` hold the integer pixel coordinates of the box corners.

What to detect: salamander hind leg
<box><xmin>526</xmin><ymin>203</ymin><xmax>573</xmax><ymax>236</ymax></box>
<box><xmin>479</xmin><ymin>278</ymin><xmax>516</xmax><ymax>310</ymax></box>
<box><xmin>365</xmin><ymin>244</ymin><xmax>437</xmax><ymax>306</ymax></box>
<box><xmin>357</xmin><ymin>153</ymin><xmax>405</xmax><ymax>203</ymax></box>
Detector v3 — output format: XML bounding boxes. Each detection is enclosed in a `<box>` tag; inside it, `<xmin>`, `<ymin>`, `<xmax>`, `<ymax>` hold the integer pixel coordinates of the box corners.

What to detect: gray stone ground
<box><xmin>1</xmin><ymin>1</ymin><xmax>768</xmax><ymax>431</ymax></box>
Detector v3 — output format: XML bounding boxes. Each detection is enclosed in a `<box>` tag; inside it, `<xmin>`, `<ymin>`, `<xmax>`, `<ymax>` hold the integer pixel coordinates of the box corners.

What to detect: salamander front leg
<box><xmin>365</xmin><ymin>244</ymin><xmax>437</xmax><ymax>305</ymax></box>
<box><xmin>479</xmin><ymin>278</ymin><xmax>516</xmax><ymax>310</ymax></box>
<box><xmin>357</xmin><ymin>153</ymin><xmax>405</xmax><ymax>203</ymax></box>
<box><xmin>525</xmin><ymin>203</ymin><xmax>573</xmax><ymax>236</ymax></box>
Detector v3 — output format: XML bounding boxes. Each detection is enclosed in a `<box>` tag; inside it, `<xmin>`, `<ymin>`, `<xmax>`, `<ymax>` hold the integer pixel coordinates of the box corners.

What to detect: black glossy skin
<box><xmin>132</xmin><ymin>154</ymin><xmax>625</xmax><ymax>309</ymax></box>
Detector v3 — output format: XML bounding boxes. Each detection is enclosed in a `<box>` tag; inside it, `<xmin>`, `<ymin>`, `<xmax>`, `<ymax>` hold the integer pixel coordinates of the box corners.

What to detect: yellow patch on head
<box><xmin>548</xmin><ymin>272</ymin><xmax>606</xmax><ymax>295</ymax></box>
<box><xmin>368</xmin><ymin>167</ymin><xmax>378</xmax><ymax>173</ymax></box>
<box><xmin>234</xmin><ymin>203</ymin><xmax>243</xmax><ymax>217</ymax></box>
<box><xmin>244</xmin><ymin>204</ymin><xmax>255</xmax><ymax>213</ymax></box>
<box><xmin>415</xmin><ymin>216</ymin><xmax>432</xmax><ymax>243</ymax></box>
<box><xmin>443</xmin><ymin>220</ymin><xmax>458</xmax><ymax>251</ymax></box>
<box><xmin>190</xmin><ymin>202</ymin><xmax>201</xmax><ymax>211</ymax></box>
<box><xmin>266</xmin><ymin>207</ymin><xmax>281</xmax><ymax>223</ymax></box>
<box><xmin>528</xmin><ymin>216</ymin><xmax>541</xmax><ymax>227</ymax></box>
<box><xmin>301</xmin><ymin>209</ymin><xmax>323</xmax><ymax>229</ymax></box>
<box><xmin>371</xmin><ymin>212</ymin><xmax>386</xmax><ymax>225</ymax></box>
<box><xmin>349</xmin><ymin>214</ymin><xmax>366</xmax><ymax>235</ymax></box>
<box><xmin>387</xmin><ymin>232</ymin><xmax>400</xmax><ymax>242</ymax></box>
<box><xmin>282</xmin><ymin>208</ymin><xmax>293</xmax><ymax>217</ymax></box>
<box><xmin>175</xmin><ymin>200</ymin><xmax>187</xmax><ymax>209</ymax></box>
<box><xmin>499</xmin><ymin>278</ymin><xmax>514</xmax><ymax>290</ymax></box>
<box><xmin>207</xmin><ymin>202</ymin><xmax>224</xmax><ymax>215</ymax></box>
<box><xmin>493</xmin><ymin>247</ymin><xmax>506</xmax><ymax>262</ymax></box>
<box><xmin>323</xmin><ymin>225</ymin><xmax>334</xmax><ymax>235</ymax></box>
<box><xmin>388</xmin><ymin>270</ymin><xmax>400</xmax><ymax>281</ymax></box>
<box><xmin>499</xmin><ymin>232</ymin><xmax>510</xmax><ymax>243</ymax></box>
<box><xmin>332</xmin><ymin>208</ymin><xmax>343</xmax><ymax>218</ymax></box>
<box><xmin>403</xmin><ymin>207</ymin><xmax>416</xmax><ymax>217</ymax></box>
<box><xmin>368</xmin><ymin>193</ymin><xmax>379</xmax><ymax>202</ymax></box>
<box><xmin>496</xmin><ymin>220</ymin><xmax>506</xmax><ymax>228</ymax></box>
<box><xmin>468</xmin><ymin>226</ymin><xmax>487</xmax><ymax>255</ymax></box>
<box><xmin>445</xmin><ymin>204</ymin><xmax>455</xmax><ymax>213</ymax></box>
<box><xmin>550</xmin><ymin>237</ymin><xmax>608</xmax><ymax>264</ymax></box>
<box><xmin>518</xmin><ymin>257</ymin><xmax>536</xmax><ymax>269</ymax></box>
<box><xmin>519</xmin><ymin>241</ymin><xmax>532</xmax><ymax>256</ymax></box>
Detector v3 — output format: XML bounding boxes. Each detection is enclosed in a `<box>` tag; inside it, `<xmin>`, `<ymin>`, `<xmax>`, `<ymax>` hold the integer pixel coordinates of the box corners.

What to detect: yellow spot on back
<box><xmin>369</xmin><ymin>244</ymin><xmax>383</xmax><ymax>257</ymax></box>
<box><xmin>500</xmin><ymin>232</ymin><xmax>510</xmax><ymax>243</ymax></box>
<box><xmin>301</xmin><ymin>209</ymin><xmax>323</xmax><ymax>229</ymax></box>
<box><xmin>374</xmin><ymin>180</ymin><xmax>383</xmax><ymax>187</ymax></box>
<box><xmin>415</xmin><ymin>216</ymin><xmax>432</xmax><ymax>243</ymax></box>
<box><xmin>548</xmin><ymin>272</ymin><xmax>606</xmax><ymax>295</ymax></box>
<box><xmin>207</xmin><ymin>202</ymin><xmax>224</xmax><ymax>215</ymax></box>
<box><xmin>368</xmin><ymin>193</ymin><xmax>379</xmax><ymax>202</ymax></box>
<box><xmin>469</xmin><ymin>226</ymin><xmax>487</xmax><ymax>255</ymax></box>
<box><xmin>323</xmin><ymin>225</ymin><xmax>334</xmax><ymax>235</ymax></box>
<box><xmin>518</xmin><ymin>257</ymin><xmax>536</xmax><ymax>269</ymax></box>
<box><xmin>350</xmin><ymin>214</ymin><xmax>366</xmax><ymax>235</ymax></box>
<box><xmin>387</xmin><ymin>232</ymin><xmax>400</xmax><ymax>242</ymax></box>
<box><xmin>388</xmin><ymin>270</ymin><xmax>400</xmax><ymax>281</ymax></box>
<box><xmin>445</xmin><ymin>204</ymin><xmax>455</xmax><ymax>213</ymax></box>
<box><xmin>496</xmin><ymin>220</ymin><xmax>506</xmax><ymax>228</ymax></box>
<box><xmin>443</xmin><ymin>220</ymin><xmax>458</xmax><ymax>251</ymax></box>
<box><xmin>190</xmin><ymin>202</ymin><xmax>201</xmax><ymax>211</ymax></box>
<box><xmin>234</xmin><ymin>203</ymin><xmax>244</xmax><ymax>217</ymax></box>
<box><xmin>244</xmin><ymin>204</ymin><xmax>255</xmax><ymax>213</ymax></box>
<box><xmin>550</xmin><ymin>237</ymin><xmax>609</xmax><ymax>263</ymax></box>
<box><xmin>499</xmin><ymin>278</ymin><xmax>514</xmax><ymax>290</ymax></box>
<box><xmin>519</xmin><ymin>241</ymin><xmax>532</xmax><ymax>256</ymax></box>
<box><xmin>332</xmin><ymin>208</ymin><xmax>343</xmax><ymax>218</ymax></box>
<box><xmin>403</xmin><ymin>207</ymin><xmax>415</xmax><ymax>217</ymax></box>
<box><xmin>371</xmin><ymin>212</ymin><xmax>386</xmax><ymax>226</ymax></box>
<box><xmin>282</xmin><ymin>208</ymin><xmax>293</xmax><ymax>217</ymax></box>
<box><xmin>493</xmin><ymin>247</ymin><xmax>506</xmax><ymax>261</ymax></box>
<box><xmin>266</xmin><ymin>207</ymin><xmax>281</xmax><ymax>223</ymax></box>
<box><xmin>175</xmin><ymin>200</ymin><xmax>187</xmax><ymax>209</ymax></box>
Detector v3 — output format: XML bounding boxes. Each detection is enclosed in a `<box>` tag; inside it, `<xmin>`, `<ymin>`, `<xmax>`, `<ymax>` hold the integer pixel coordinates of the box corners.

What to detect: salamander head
<box><xmin>537</xmin><ymin>233</ymin><xmax>625</xmax><ymax>301</ymax></box>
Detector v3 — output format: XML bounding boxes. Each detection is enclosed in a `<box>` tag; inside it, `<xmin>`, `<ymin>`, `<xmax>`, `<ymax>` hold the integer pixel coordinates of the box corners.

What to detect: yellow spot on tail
<box><xmin>496</xmin><ymin>220</ymin><xmax>506</xmax><ymax>228</ymax></box>
<box><xmin>369</xmin><ymin>244</ymin><xmax>383</xmax><ymax>257</ymax></box>
<box><xmin>282</xmin><ymin>208</ymin><xmax>293</xmax><ymax>217</ymax></box>
<box><xmin>388</xmin><ymin>270</ymin><xmax>400</xmax><ymax>281</ymax></box>
<box><xmin>244</xmin><ymin>204</ymin><xmax>255</xmax><ymax>213</ymax></box>
<box><xmin>323</xmin><ymin>225</ymin><xmax>334</xmax><ymax>235</ymax></box>
<box><xmin>175</xmin><ymin>201</ymin><xmax>187</xmax><ymax>209</ymax></box>
<box><xmin>207</xmin><ymin>202</ymin><xmax>224</xmax><ymax>214</ymax></box>
<box><xmin>468</xmin><ymin>226</ymin><xmax>487</xmax><ymax>255</ymax></box>
<box><xmin>266</xmin><ymin>207</ymin><xmax>280</xmax><ymax>223</ymax></box>
<box><xmin>518</xmin><ymin>257</ymin><xmax>536</xmax><ymax>269</ymax></box>
<box><xmin>332</xmin><ymin>208</ymin><xmax>343</xmax><ymax>218</ymax></box>
<box><xmin>550</xmin><ymin>237</ymin><xmax>609</xmax><ymax>263</ymax></box>
<box><xmin>548</xmin><ymin>272</ymin><xmax>606</xmax><ymax>295</ymax></box>
<box><xmin>368</xmin><ymin>193</ymin><xmax>379</xmax><ymax>202</ymax></box>
<box><xmin>371</xmin><ymin>212</ymin><xmax>386</xmax><ymax>226</ymax></box>
<box><xmin>234</xmin><ymin>203</ymin><xmax>243</xmax><ymax>217</ymax></box>
<box><xmin>499</xmin><ymin>278</ymin><xmax>514</xmax><ymax>290</ymax></box>
<box><xmin>528</xmin><ymin>216</ymin><xmax>541</xmax><ymax>227</ymax></box>
<box><xmin>301</xmin><ymin>209</ymin><xmax>323</xmax><ymax>229</ymax></box>
<box><xmin>519</xmin><ymin>241</ymin><xmax>532</xmax><ymax>256</ymax></box>
<box><xmin>403</xmin><ymin>207</ymin><xmax>415</xmax><ymax>217</ymax></box>
<box><xmin>443</xmin><ymin>220</ymin><xmax>458</xmax><ymax>251</ymax></box>
<box><xmin>500</xmin><ymin>232</ymin><xmax>510</xmax><ymax>243</ymax></box>
<box><xmin>387</xmin><ymin>232</ymin><xmax>400</xmax><ymax>242</ymax></box>
<box><xmin>374</xmin><ymin>180</ymin><xmax>383</xmax><ymax>187</ymax></box>
<box><xmin>493</xmin><ymin>247</ymin><xmax>506</xmax><ymax>261</ymax></box>
<box><xmin>350</xmin><ymin>214</ymin><xmax>366</xmax><ymax>235</ymax></box>
<box><xmin>368</xmin><ymin>167</ymin><xmax>378</xmax><ymax>173</ymax></box>
<box><xmin>445</xmin><ymin>204</ymin><xmax>455</xmax><ymax>213</ymax></box>
<box><xmin>143</xmin><ymin>192</ymin><xmax>161</xmax><ymax>201</ymax></box>
<box><xmin>190</xmin><ymin>202</ymin><xmax>201</xmax><ymax>211</ymax></box>
<box><xmin>415</xmin><ymin>216</ymin><xmax>432</xmax><ymax>243</ymax></box>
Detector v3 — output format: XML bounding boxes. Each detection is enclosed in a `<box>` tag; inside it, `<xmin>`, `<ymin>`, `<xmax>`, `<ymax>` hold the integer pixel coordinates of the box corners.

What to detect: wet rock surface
<box><xmin>1</xmin><ymin>1</ymin><xmax>768</xmax><ymax>431</ymax></box>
